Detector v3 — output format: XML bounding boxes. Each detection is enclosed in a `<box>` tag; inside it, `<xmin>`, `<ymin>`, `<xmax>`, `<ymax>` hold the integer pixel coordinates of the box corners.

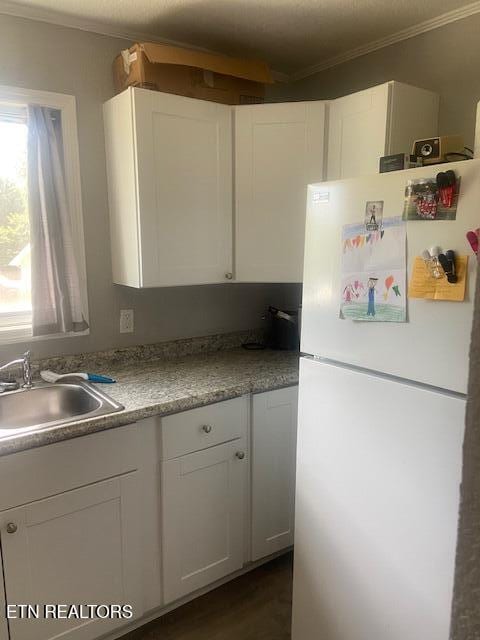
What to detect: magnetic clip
<box><xmin>421</xmin><ymin>247</ymin><xmax>443</xmax><ymax>279</ymax></box>
<box><xmin>438</xmin><ymin>249</ymin><xmax>458</xmax><ymax>283</ymax></box>
<box><xmin>436</xmin><ymin>170</ymin><xmax>457</xmax><ymax>208</ymax></box>
<box><xmin>466</xmin><ymin>229</ymin><xmax>479</xmax><ymax>255</ymax></box>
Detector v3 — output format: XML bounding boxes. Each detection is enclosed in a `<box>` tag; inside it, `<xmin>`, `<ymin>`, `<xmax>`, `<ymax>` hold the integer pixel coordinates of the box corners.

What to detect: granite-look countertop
<box><xmin>0</xmin><ymin>347</ymin><xmax>299</xmax><ymax>457</ymax></box>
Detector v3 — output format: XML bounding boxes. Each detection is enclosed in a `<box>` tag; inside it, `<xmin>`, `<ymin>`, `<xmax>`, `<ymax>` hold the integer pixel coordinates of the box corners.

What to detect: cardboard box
<box><xmin>113</xmin><ymin>42</ymin><xmax>274</xmax><ymax>105</ymax></box>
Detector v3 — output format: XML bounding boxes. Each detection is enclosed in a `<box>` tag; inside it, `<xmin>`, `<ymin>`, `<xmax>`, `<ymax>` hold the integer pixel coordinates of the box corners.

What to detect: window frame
<box><xmin>0</xmin><ymin>85</ymin><xmax>89</xmax><ymax>344</ymax></box>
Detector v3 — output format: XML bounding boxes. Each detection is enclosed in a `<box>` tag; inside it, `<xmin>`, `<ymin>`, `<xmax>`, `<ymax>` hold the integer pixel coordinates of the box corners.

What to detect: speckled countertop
<box><xmin>0</xmin><ymin>338</ymin><xmax>299</xmax><ymax>457</ymax></box>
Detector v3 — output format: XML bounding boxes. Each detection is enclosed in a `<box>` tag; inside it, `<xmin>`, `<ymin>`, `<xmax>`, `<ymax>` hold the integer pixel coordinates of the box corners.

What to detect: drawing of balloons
<box><xmin>384</xmin><ymin>275</ymin><xmax>394</xmax><ymax>301</ymax></box>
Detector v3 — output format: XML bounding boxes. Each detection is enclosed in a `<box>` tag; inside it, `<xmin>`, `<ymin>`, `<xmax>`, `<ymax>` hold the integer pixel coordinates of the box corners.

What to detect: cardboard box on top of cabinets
<box><xmin>113</xmin><ymin>42</ymin><xmax>274</xmax><ymax>105</ymax></box>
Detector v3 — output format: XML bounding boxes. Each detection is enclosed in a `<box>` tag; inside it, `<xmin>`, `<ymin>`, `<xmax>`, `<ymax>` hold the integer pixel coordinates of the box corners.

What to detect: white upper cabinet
<box><xmin>234</xmin><ymin>102</ymin><xmax>326</xmax><ymax>282</ymax></box>
<box><xmin>104</xmin><ymin>88</ymin><xmax>233</xmax><ymax>287</ymax></box>
<box><xmin>104</xmin><ymin>83</ymin><xmax>438</xmax><ymax>286</ymax></box>
<box><xmin>327</xmin><ymin>81</ymin><xmax>439</xmax><ymax>180</ymax></box>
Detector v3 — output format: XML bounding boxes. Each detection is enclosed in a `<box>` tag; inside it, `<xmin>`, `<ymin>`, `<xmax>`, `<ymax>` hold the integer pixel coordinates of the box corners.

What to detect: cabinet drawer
<box><xmin>161</xmin><ymin>396</ymin><xmax>248</xmax><ymax>460</ymax></box>
<box><xmin>0</xmin><ymin>424</ymin><xmax>141</xmax><ymax>512</ymax></box>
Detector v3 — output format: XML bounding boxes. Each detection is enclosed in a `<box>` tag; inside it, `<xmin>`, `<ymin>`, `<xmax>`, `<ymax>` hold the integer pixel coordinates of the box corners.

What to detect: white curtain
<box><xmin>27</xmin><ymin>105</ymin><xmax>88</xmax><ymax>336</ymax></box>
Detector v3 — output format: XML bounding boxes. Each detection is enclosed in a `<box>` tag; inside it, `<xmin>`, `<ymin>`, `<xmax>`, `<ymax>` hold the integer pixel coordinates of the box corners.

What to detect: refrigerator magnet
<box><xmin>365</xmin><ymin>201</ymin><xmax>383</xmax><ymax>232</ymax></box>
<box><xmin>402</xmin><ymin>177</ymin><xmax>459</xmax><ymax>221</ymax></box>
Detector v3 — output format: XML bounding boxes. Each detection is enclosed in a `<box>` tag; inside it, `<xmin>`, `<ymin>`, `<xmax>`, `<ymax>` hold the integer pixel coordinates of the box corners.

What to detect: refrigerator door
<box><xmin>292</xmin><ymin>357</ymin><xmax>464</xmax><ymax>640</ymax></box>
<box><xmin>302</xmin><ymin>159</ymin><xmax>479</xmax><ymax>393</ymax></box>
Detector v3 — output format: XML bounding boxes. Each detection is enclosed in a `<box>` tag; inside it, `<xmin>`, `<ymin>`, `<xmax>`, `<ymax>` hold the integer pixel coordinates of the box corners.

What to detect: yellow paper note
<box><xmin>408</xmin><ymin>255</ymin><xmax>468</xmax><ymax>301</ymax></box>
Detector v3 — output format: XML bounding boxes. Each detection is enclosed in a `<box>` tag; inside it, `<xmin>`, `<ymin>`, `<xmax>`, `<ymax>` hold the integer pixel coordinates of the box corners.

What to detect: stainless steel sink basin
<box><xmin>0</xmin><ymin>381</ymin><xmax>124</xmax><ymax>437</ymax></box>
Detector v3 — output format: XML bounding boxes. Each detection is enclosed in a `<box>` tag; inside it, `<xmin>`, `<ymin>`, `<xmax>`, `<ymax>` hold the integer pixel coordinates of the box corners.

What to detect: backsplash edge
<box><xmin>33</xmin><ymin>328</ymin><xmax>265</xmax><ymax>376</ymax></box>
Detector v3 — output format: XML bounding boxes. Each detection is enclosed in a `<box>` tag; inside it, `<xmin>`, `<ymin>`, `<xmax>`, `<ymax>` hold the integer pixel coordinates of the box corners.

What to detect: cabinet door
<box><xmin>0</xmin><ymin>560</ymin><xmax>8</xmax><ymax>640</ymax></box>
<box><xmin>134</xmin><ymin>88</ymin><xmax>233</xmax><ymax>286</ymax></box>
<box><xmin>251</xmin><ymin>387</ymin><xmax>298</xmax><ymax>561</ymax></box>
<box><xmin>162</xmin><ymin>438</ymin><xmax>247</xmax><ymax>603</ymax></box>
<box><xmin>0</xmin><ymin>474</ymin><xmax>142</xmax><ymax>640</ymax></box>
<box><xmin>386</xmin><ymin>82</ymin><xmax>439</xmax><ymax>157</ymax></box>
<box><xmin>327</xmin><ymin>83</ymin><xmax>390</xmax><ymax>180</ymax></box>
<box><xmin>235</xmin><ymin>102</ymin><xmax>326</xmax><ymax>282</ymax></box>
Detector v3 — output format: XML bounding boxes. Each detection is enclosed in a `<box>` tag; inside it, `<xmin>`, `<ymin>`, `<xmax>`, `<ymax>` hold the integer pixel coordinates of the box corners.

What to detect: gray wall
<box><xmin>282</xmin><ymin>14</ymin><xmax>480</xmax><ymax>149</ymax></box>
<box><xmin>0</xmin><ymin>14</ymin><xmax>300</xmax><ymax>360</ymax></box>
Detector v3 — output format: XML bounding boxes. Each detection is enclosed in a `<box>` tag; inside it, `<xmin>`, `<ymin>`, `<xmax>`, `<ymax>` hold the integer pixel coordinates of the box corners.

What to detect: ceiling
<box><xmin>0</xmin><ymin>0</ymin><xmax>478</xmax><ymax>77</ymax></box>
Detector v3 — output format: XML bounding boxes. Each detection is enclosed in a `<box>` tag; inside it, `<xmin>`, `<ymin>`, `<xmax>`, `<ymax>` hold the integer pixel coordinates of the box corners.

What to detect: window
<box><xmin>0</xmin><ymin>108</ymin><xmax>31</xmax><ymax>335</ymax></box>
<box><xmin>0</xmin><ymin>86</ymin><xmax>88</xmax><ymax>343</ymax></box>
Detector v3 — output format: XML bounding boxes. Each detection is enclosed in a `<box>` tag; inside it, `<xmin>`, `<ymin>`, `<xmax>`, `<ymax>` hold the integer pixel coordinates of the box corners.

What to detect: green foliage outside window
<box><xmin>0</xmin><ymin>177</ymin><xmax>29</xmax><ymax>267</ymax></box>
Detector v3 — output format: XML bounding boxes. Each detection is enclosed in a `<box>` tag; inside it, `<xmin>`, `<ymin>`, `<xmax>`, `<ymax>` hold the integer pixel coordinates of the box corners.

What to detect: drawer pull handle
<box><xmin>236</xmin><ymin>451</ymin><xmax>245</xmax><ymax>460</ymax></box>
<box><xmin>202</xmin><ymin>424</ymin><xmax>213</xmax><ymax>434</ymax></box>
<box><xmin>225</xmin><ymin>272</ymin><xmax>233</xmax><ymax>280</ymax></box>
<box><xmin>6</xmin><ymin>523</ymin><xmax>17</xmax><ymax>534</ymax></box>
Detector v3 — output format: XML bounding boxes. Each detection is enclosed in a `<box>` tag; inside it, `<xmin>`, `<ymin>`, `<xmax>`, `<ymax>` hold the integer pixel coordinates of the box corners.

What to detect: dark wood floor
<box><xmin>122</xmin><ymin>553</ymin><xmax>293</xmax><ymax>640</ymax></box>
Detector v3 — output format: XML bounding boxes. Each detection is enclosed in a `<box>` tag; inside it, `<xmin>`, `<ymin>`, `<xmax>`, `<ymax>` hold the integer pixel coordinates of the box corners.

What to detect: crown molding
<box><xmin>290</xmin><ymin>0</ymin><xmax>480</xmax><ymax>82</ymax></box>
<box><xmin>270</xmin><ymin>70</ymin><xmax>290</xmax><ymax>83</ymax></box>
<box><xmin>0</xmin><ymin>0</ymin><xmax>290</xmax><ymax>81</ymax></box>
<box><xmin>0</xmin><ymin>0</ymin><xmax>236</xmax><ymax>55</ymax></box>
<box><xmin>1</xmin><ymin>0</ymin><xmax>479</xmax><ymax>85</ymax></box>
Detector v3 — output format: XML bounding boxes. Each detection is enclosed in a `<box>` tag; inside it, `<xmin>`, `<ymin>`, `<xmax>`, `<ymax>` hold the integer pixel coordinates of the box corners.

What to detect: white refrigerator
<box><xmin>292</xmin><ymin>159</ymin><xmax>479</xmax><ymax>640</ymax></box>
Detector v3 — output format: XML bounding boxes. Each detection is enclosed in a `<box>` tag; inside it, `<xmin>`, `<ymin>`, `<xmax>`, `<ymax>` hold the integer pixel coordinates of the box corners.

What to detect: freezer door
<box><xmin>292</xmin><ymin>358</ymin><xmax>464</xmax><ymax>640</ymax></box>
<box><xmin>302</xmin><ymin>159</ymin><xmax>480</xmax><ymax>393</ymax></box>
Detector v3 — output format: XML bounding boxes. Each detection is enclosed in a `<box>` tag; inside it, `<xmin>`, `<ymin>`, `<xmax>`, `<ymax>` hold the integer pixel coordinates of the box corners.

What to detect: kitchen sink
<box><xmin>0</xmin><ymin>381</ymin><xmax>124</xmax><ymax>437</ymax></box>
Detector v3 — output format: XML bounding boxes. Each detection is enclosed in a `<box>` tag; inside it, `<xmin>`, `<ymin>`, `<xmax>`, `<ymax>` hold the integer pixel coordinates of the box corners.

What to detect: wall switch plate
<box><xmin>120</xmin><ymin>309</ymin><xmax>134</xmax><ymax>333</ymax></box>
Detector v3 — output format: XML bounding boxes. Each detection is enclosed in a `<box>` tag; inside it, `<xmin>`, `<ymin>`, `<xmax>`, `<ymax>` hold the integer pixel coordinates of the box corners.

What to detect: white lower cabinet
<box><xmin>162</xmin><ymin>439</ymin><xmax>247</xmax><ymax>603</ymax></box>
<box><xmin>0</xmin><ymin>557</ymin><xmax>8</xmax><ymax>640</ymax></box>
<box><xmin>251</xmin><ymin>387</ymin><xmax>298</xmax><ymax>561</ymax></box>
<box><xmin>0</xmin><ymin>424</ymin><xmax>148</xmax><ymax>640</ymax></box>
<box><xmin>0</xmin><ymin>387</ymin><xmax>299</xmax><ymax>639</ymax></box>
<box><xmin>0</xmin><ymin>474</ymin><xmax>142</xmax><ymax>640</ymax></box>
<box><xmin>161</xmin><ymin>397</ymin><xmax>248</xmax><ymax>604</ymax></box>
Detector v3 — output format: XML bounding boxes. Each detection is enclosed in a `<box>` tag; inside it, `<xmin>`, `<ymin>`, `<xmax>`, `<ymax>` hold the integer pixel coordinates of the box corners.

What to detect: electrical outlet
<box><xmin>120</xmin><ymin>309</ymin><xmax>134</xmax><ymax>334</ymax></box>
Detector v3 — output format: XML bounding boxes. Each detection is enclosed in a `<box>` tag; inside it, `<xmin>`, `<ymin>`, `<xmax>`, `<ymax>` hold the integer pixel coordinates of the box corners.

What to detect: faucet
<box><xmin>0</xmin><ymin>350</ymin><xmax>33</xmax><ymax>390</ymax></box>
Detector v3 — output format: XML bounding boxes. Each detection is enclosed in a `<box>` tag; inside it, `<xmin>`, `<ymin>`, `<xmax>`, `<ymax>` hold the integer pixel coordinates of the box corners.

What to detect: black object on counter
<box><xmin>241</xmin><ymin>342</ymin><xmax>266</xmax><ymax>350</ymax></box>
<box><xmin>266</xmin><ymin>306</ymin><xmax>300</xmax><ymax>351</ymax></box>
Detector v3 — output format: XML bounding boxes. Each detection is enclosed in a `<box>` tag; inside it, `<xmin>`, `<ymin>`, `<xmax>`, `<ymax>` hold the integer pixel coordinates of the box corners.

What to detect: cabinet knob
<box><xmin>225</xmin><ymin>272</ymin><xmax>233</xmax><ymax>280</ymax></box>
<box><xmin>202</xmin><ymin>424</ymin><xmax>213</xmax><ymax>434</ymax></box>
<box><xmin>235</xmin><ymin>451</ymin><xmax>245</xmax><ymax>460</ymax></box>
<box><xmin>6</xmin><ymin>523</ymin><xmax>17</xmax><ymax>534</ymax></box>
